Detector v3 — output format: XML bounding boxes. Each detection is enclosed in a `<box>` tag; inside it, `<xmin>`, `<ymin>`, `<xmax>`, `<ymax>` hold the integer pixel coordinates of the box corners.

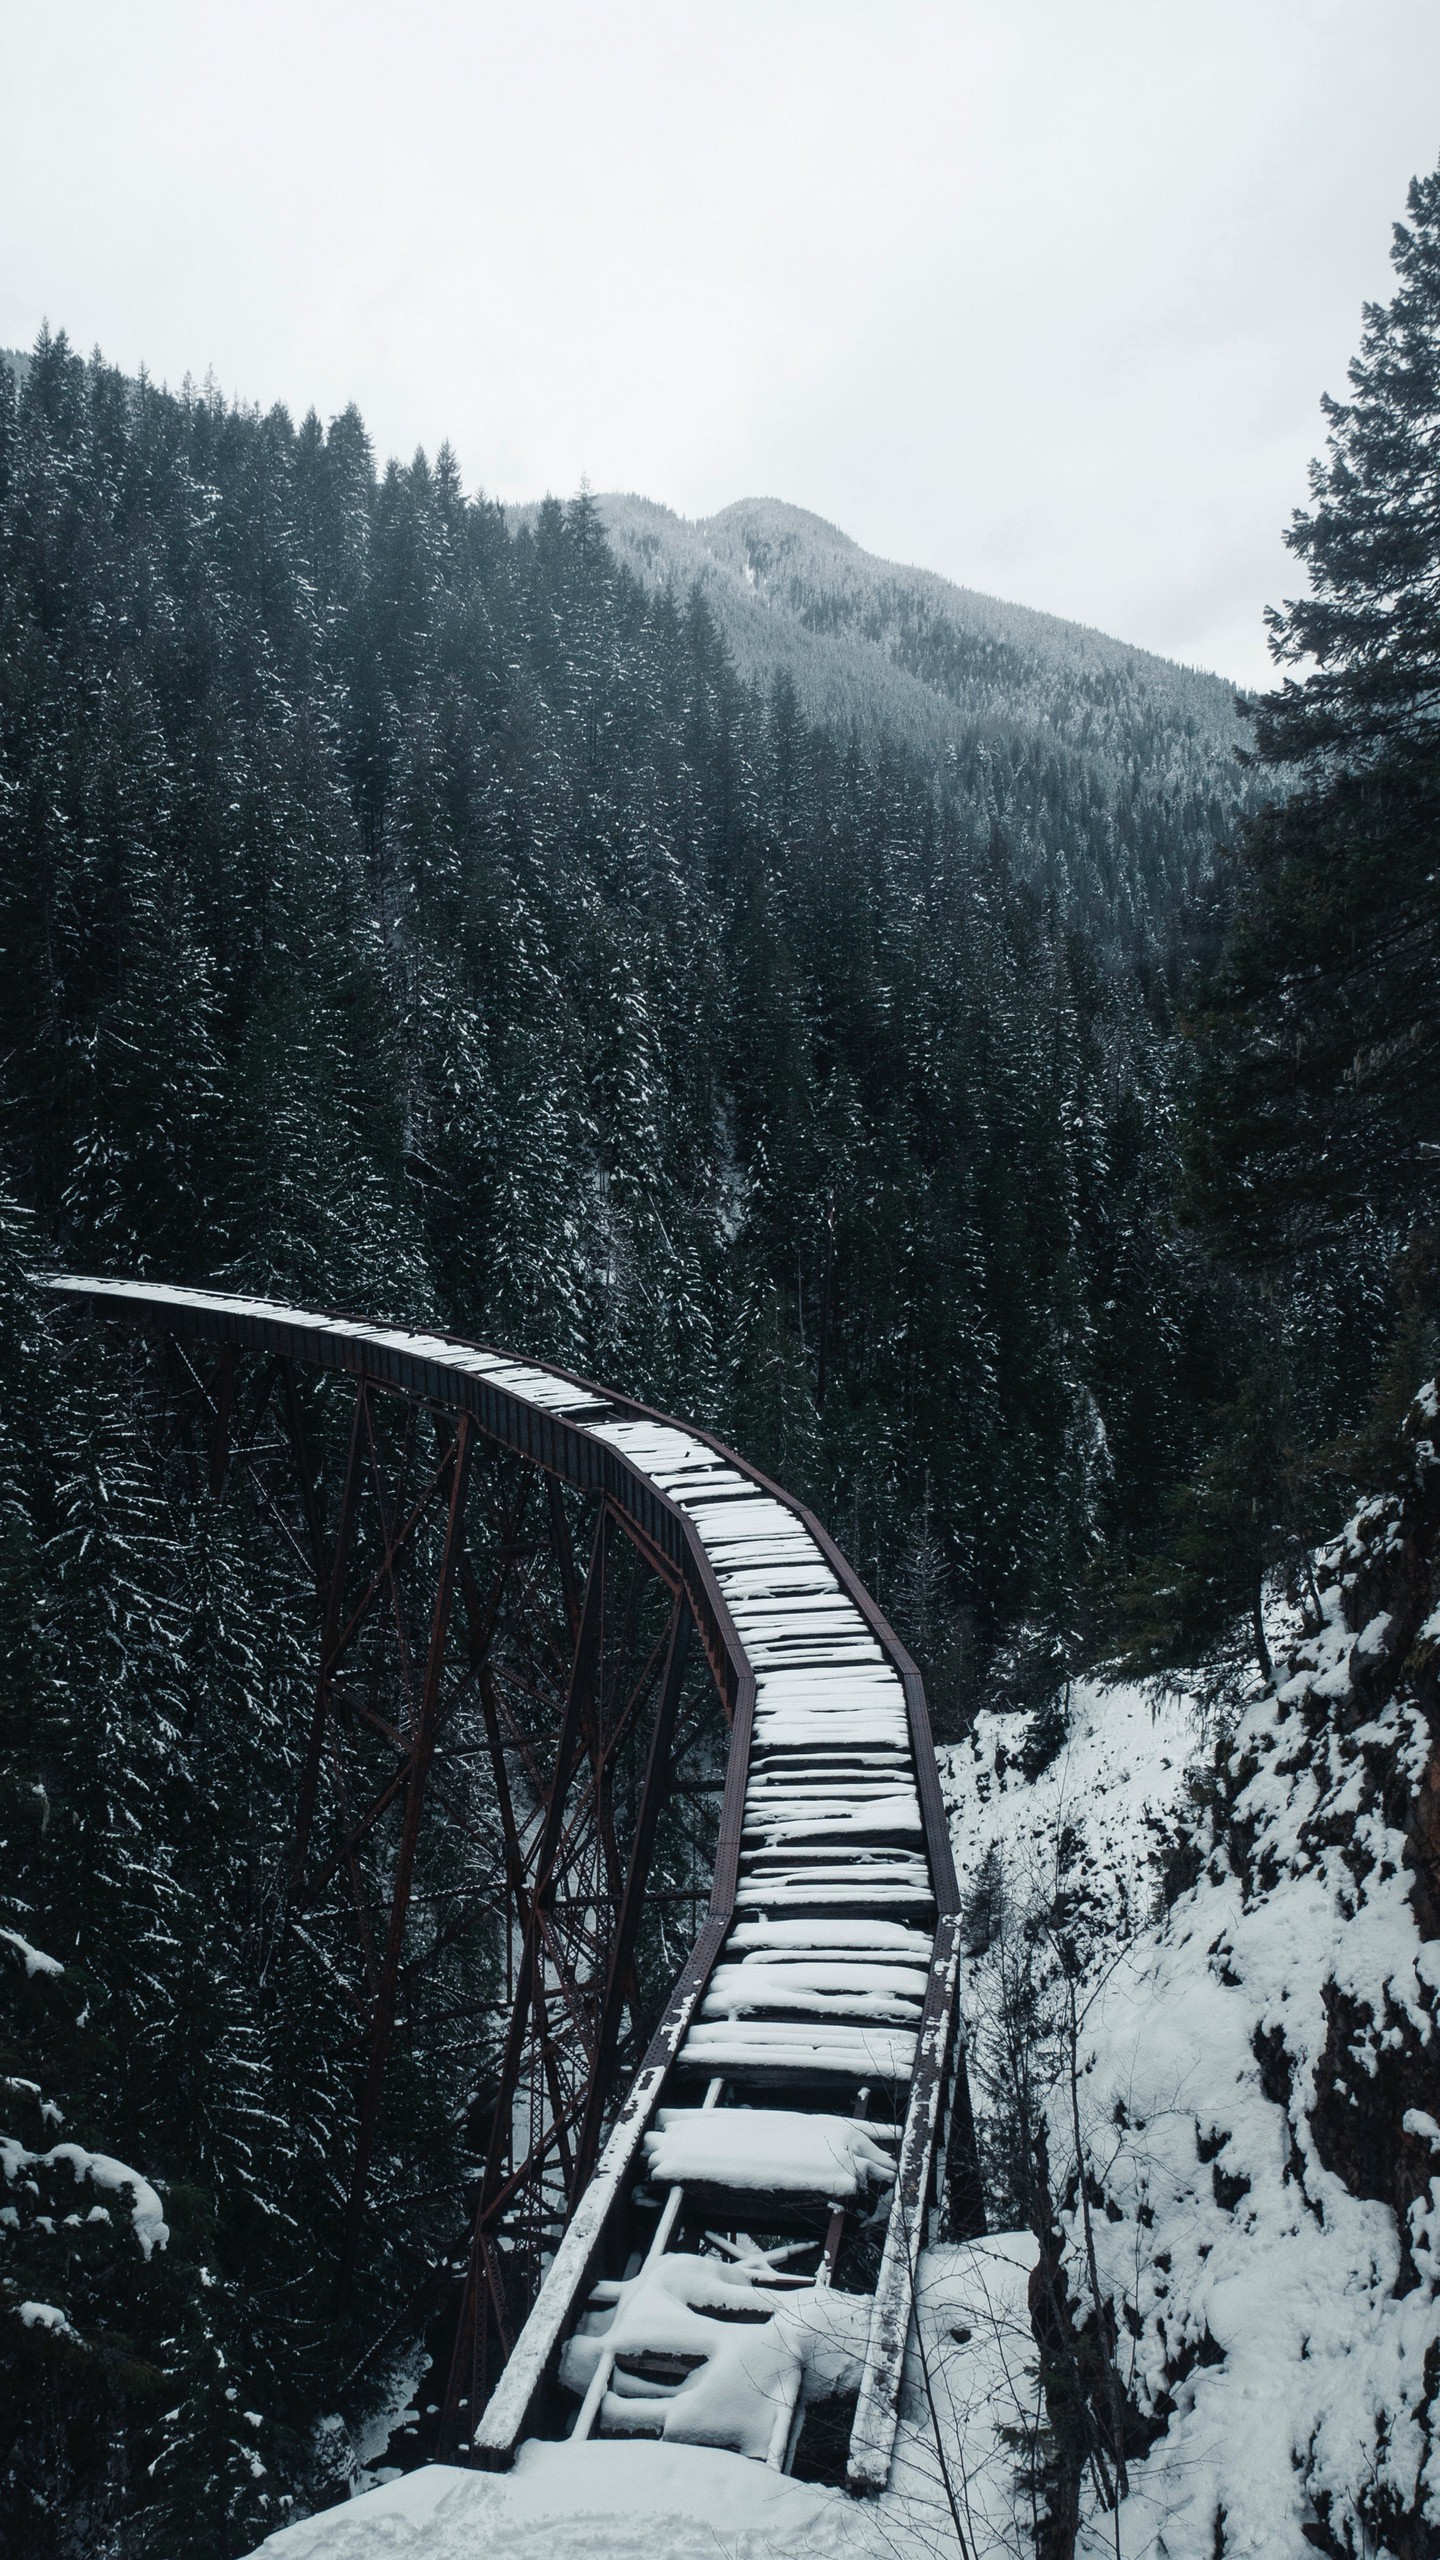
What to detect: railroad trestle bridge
<box><xmin>51</xmin><ymin>1278</ymin><xmax>982</xmax><ymax>2494</ymax></box>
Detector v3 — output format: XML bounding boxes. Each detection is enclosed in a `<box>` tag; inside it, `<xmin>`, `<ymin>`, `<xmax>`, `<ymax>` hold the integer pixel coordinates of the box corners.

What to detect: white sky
<box><xmin>1</xmin><ymin>1</ymin><xmax>1436</xmax><ymax>687</ymax></box>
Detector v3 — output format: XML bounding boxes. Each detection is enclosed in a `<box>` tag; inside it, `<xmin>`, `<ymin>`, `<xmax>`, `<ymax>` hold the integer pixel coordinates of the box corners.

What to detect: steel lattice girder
<box><xmin>48</xmin><ymin>1277</ymin><xmax>981</xmax><ymax>2494</ymax></box>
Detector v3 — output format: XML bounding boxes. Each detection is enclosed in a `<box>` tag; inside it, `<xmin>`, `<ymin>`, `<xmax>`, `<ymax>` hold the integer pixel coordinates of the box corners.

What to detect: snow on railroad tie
<box><xmin>727</xmin><ymin>1919</ymin><xmax>934</xmax><ymax>1958</ymax></box>
<box><xmin>559</xmin><ymin>2251</ymin><xmax>873</xmax><ymax>2463</ymax></box>
<box><xmin>642</xmin><ymin>2107</ymin><xmax>899</xmax><ymax>2199</ymax></box>
<box><xmin>681</xmin><ymin>2021</ymin><xmax>921</xmax><ymax>2081</ymax></box>
<box><xmin>733</xmin><ymin>1857</ymin><xmax>936</xmax><ymax>1912</ymax></box>
<box><xmin>742</xmin><ymin>1799</ymin><xmax>923</xmax><ymax>1847</ymax></box>
<box><xmin>702</xmin><ymin>1956</ymin><xmax>929</xmax><ymax>2019</ymax></box>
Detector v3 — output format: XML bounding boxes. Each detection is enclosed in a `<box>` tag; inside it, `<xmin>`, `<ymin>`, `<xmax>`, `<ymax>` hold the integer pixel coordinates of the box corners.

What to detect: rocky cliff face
<box><xmin>1040</xmin><ymin>1384</ymin><xmax>1440</xmax><ymax>2559</ymax></box>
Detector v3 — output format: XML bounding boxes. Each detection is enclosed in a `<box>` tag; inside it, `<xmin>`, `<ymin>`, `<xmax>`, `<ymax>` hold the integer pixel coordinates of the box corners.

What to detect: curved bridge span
<box><xmin>51</xmin><ymin>1278</ymin><xmax>980</xmax><ymax>2494</ymax></box>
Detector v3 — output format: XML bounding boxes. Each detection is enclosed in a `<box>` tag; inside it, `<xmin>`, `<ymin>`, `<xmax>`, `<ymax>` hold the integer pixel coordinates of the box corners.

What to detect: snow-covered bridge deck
<box><xmin>50</xmin><ymin>1278</ymin><xmax>975</xmax><ymax>2493</ymax></box>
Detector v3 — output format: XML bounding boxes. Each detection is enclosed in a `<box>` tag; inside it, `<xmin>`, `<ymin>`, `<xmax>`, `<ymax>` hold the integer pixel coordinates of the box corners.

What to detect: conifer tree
<box><xmin>1195</xmin><ymin>160</ymin><xmax>1440</xmax><ymax>1268</ymax></box>
<box><xmin>1108</xmin><ymin>158</ymin><xmax>1440</xmax><ymax>1682</ymax></box>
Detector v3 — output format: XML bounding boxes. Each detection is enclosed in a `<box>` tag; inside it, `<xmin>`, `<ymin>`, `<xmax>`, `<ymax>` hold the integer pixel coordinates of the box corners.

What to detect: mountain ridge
<box><xmin>547</xmin><ymin>489</ymin><xmax>1249</xmax><ymax>789</ymax></box>
<box><xmin>509</xmin><ymin>486</ymin><xmax>1256</xmax><ymax>962</ymax></box>
<box><xmin>605</xmin><ymin>488</ymin><xmax>1235</xmax><ymax>684</ymax></box>
<box><xmin>0</xmin><ymin>341</ymin><xmax>1241</xmax><ymax>712</ymax></box>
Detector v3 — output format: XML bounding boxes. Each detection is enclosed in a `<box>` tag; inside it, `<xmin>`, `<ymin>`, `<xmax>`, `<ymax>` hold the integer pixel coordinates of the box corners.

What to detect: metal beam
<box><xmin>468</xmin><ymin>1506</ymin><xmax>611</xmax><ymax>2247</ymax></box>
<box><xmin>342</xmin><ymin>1413</ymin><xmax>477</xmax><ymax>2282</ymax></box>
<box><xmin>572</xmin><ymin>1593</ymin><xmax>692</xmax><ymax>2193</ymax></box>
<box><xmin>290</xmin><ymin>1383</ymin><xmax>368</xmax><ymax>1897</ymax></box>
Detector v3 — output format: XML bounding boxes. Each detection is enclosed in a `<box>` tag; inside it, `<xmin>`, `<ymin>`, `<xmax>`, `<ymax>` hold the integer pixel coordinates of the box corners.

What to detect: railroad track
<box><xmin>51</xmin><ymin>1277</ymin><xmax>980</xmax><ymax>2493</ymax></box>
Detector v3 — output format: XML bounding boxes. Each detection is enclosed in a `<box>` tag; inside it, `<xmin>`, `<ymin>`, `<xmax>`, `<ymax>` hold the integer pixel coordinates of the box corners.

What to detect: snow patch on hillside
<box><xmin>1041</xmin><ymin>1451</ymin><xmax>1440</xmax><ymax>2557</ymax></box>
<box><xmin>934</xmin><ymin>1531</ymin><xmax>1440</xmax><ymax>2557</ymax></box>
<box><xmin>942</xmin><ymin>1677</ymin><xmax>1199</xmax><ymax>1944</ymax></box>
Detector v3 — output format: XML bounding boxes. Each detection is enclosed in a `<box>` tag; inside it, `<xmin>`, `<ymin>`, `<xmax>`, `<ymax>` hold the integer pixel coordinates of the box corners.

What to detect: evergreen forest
<box><xmin>2</xmin><ymin>152</ymin><xmax>1438</xmax><ymax>2558</ymax></box>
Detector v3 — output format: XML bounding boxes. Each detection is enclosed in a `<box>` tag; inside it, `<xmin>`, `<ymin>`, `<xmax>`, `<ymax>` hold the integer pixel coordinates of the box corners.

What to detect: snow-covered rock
<box><xmin>943</xmin><ymin>1675</ymin><xmax>1198</xmax><ymax>1967</ymax></box>
<box><xmin>1041</xmin><ymin>1385</ymin><xmax>1440</xmax><ymax>2557</ymax></box>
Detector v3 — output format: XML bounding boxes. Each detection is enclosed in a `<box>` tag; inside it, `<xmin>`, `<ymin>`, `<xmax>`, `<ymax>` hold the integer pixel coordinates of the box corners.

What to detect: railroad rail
<box><xmin>50</xmin><ymin>1277</ymin><xmax>981</xmax><ymax>2493</ymax></box>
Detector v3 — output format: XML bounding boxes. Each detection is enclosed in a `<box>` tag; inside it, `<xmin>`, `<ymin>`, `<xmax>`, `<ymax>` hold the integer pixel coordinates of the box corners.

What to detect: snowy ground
<box><xmin>1055</xmin><ymin>1534</ymin><xmax>1440</xmax><ymax>2557</ymax></box>
<box><xmin>940</xmin><ymin>1675</ymin><xmax>1200</xmax><ymax>1952</ymax></box>
<box><xmin>250</xmin><ymin>2230</ymin><xmax>1038</xmax><ymax>2560</ymax></box>
<box><xmin>253</xmin><ymin>2444</ymin><xmax>845</xmax><ymax>2560</ymax></box>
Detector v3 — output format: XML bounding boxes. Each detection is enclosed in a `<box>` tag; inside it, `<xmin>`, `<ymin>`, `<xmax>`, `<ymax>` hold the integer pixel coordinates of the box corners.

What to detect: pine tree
<box><xmin>1106</xmin><ymin>157</ymin><xmax>1440</xmax><ymax>1684</ymax></box>
<box><xmin>1195</xmin><ymin>159</ymin><xmax>1440</xmax><ymax>1268</ymax></box>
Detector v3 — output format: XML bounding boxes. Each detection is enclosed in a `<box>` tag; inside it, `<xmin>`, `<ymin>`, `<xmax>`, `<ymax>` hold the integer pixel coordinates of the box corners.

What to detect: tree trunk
<box><xmin>1253</xmin><ymin>1572</ymin><xmax>1274</xmax><ymax>1689</ymax></box>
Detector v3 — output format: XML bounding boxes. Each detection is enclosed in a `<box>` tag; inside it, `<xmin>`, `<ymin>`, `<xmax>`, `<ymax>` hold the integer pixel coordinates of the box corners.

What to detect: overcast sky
<box><xmin>2</xmin><ymin>2</ymin><xmax>1435</xmax><ymax>687</ymax></box>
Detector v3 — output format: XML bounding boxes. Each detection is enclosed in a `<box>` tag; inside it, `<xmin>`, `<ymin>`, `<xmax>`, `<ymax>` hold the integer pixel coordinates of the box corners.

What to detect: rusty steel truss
<box><xmin>50</xmin><ymin>1279</ymin><xmax>980</xmax><ymax>2490</ymax></box>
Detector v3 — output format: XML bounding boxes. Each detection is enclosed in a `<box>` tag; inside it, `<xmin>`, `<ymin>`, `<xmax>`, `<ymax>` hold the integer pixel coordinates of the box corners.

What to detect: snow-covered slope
<box><xmin>1040</xmin><ymin>1388</ymin><xmax>1440</xmax><ymax>2558</ymax></box>
<box><xmin>574</xmin><ymin>492</ymin><xmax>1246</xmax><ymax>787</ymax></box>
<box><xmin>943</xmin><ymin>1679</ymin><xmax>1198</xmax><ymax>1958</ymax></box>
